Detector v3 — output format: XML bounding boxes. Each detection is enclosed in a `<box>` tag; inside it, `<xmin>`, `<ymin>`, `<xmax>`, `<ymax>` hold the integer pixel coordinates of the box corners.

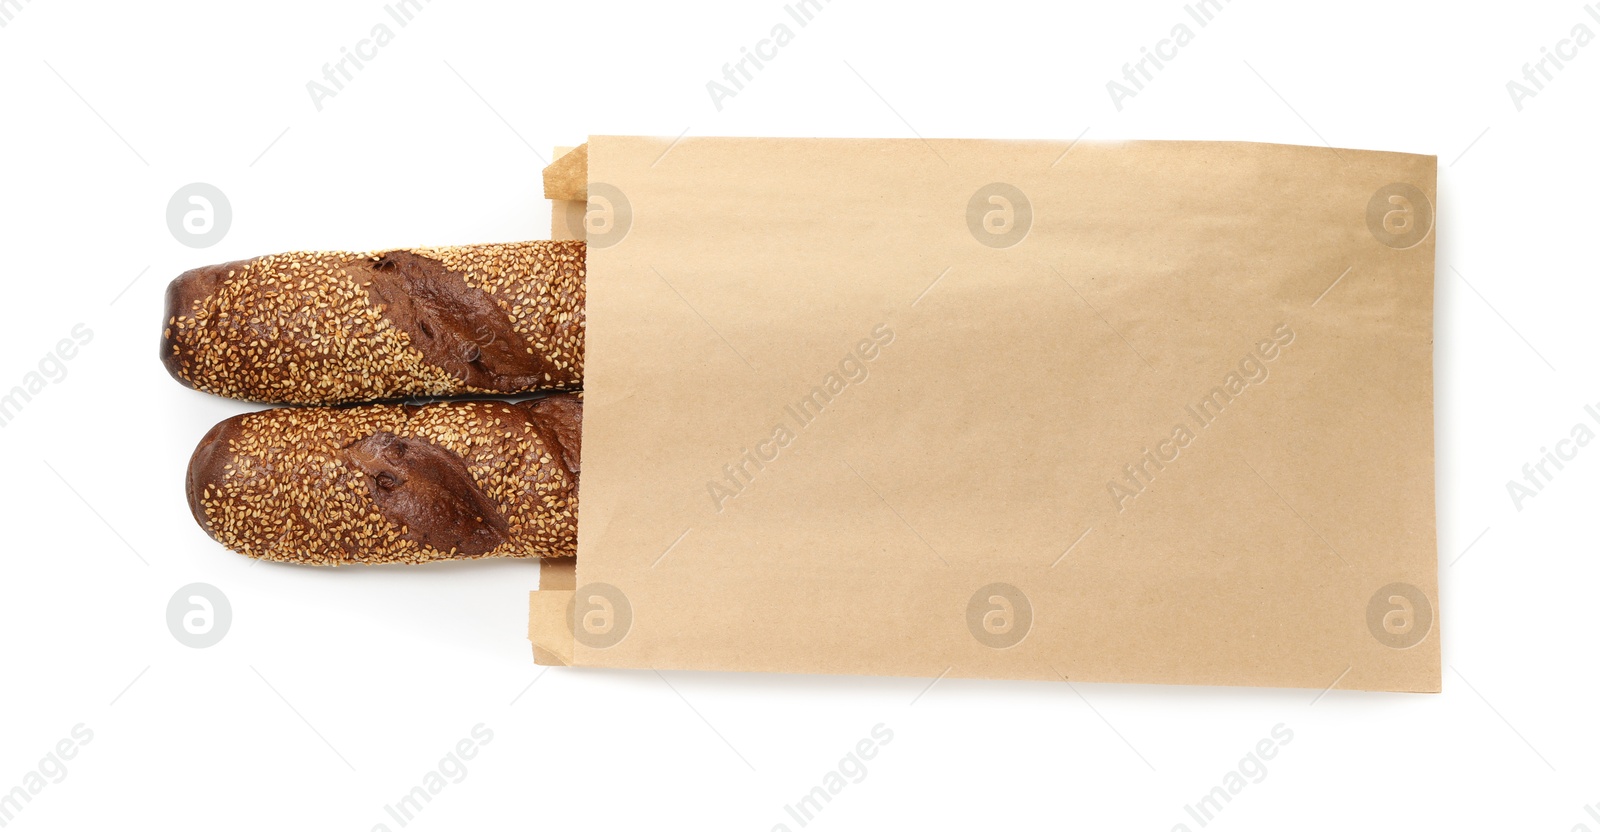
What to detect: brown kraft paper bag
<box><xmin>531</xmin><ymin>136</ymin><xmax>1438</xmax><ymax>693</ymax></box>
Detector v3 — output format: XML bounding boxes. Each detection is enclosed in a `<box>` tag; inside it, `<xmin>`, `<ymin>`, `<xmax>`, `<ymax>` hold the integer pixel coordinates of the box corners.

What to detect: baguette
<box><xmin>186</xmin><ymin>395</ymin><xmax>581</xmax><ymax>565</ymax></box>
<box><xmin>162</xmin><ymin>241</ymin><xmax>585</xmax><ymax>405</ymax></box>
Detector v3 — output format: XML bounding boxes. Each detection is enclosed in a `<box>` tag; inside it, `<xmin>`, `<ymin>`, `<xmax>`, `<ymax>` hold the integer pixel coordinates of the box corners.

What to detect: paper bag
<box><xmin>532</xmin><ymin>136</ymin><xmax>1438</xmax><ymax>692</ymax></box>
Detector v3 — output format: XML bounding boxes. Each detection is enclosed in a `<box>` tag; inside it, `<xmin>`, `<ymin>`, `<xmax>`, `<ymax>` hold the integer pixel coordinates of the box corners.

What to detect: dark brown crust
<box><xmin>338</xmin><ymin>432</ymin><xmax>511</xmax><ymax>556</ymax></box>
<box><xmin>163</xmin><ymin>262</ymin><xmax>233</xmax><ymax>393</ymax></box>
<box><xmin>185</xmin><ymin>416</ymin><xmax>235</xmax><ymax>537</ymax></box>
<box><xmin>360</xmin><ymin>251</ymin><xmax>553</xmax><ymax>392</ymax></box>
<box><xmin>161</xmin><ymin>241</ymin><xmax>585</xmax><ymax>405</ymax></box>
<box><xmin>522</xmin><ymin>394</ymin><xmax>583</xmax><ymax>476</ymax></box>
<box><xmin>185</xmin><ymin>395</ymin><xmax>582</xmax><ymax>565</ymax></box>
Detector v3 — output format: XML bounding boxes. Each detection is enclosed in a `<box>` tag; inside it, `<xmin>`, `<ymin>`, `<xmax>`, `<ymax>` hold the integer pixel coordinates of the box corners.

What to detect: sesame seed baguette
<box><xmin>186</xmin><ymin>395</ymin><xmax>581</xmax><ymax>565</ymax></box>
<box><xmin>162</xmin><ymin>240</ymin><xmax>585</xmax><ymax>405</ymax></box>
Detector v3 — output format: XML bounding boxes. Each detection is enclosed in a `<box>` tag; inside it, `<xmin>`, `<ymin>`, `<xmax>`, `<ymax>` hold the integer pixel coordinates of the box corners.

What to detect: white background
<box><xmin>0</xmin><ymin>0</ymin><xmax>1595</xmax><ymax>829</ymax></box>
